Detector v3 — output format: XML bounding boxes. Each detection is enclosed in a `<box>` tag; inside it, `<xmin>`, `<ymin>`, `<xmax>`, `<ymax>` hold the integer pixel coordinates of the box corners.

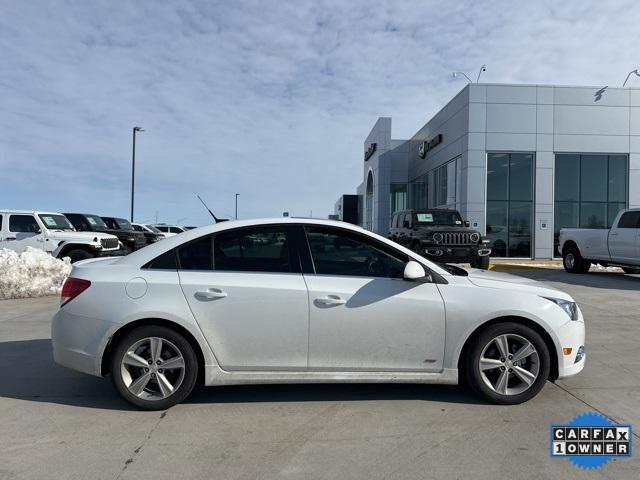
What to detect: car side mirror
<box><xmin>464</xmin><ymin>220</ymin><xmax>470</xmax><ymax>227</ymax></box>
<box><xmin>403</xmin><ymin>261</ymin><xmax>429</xmax><ymax>281</ymax></box>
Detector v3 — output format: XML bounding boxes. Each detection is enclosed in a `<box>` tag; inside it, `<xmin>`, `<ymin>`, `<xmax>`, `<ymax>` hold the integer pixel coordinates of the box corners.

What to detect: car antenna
<box><xmin>197</xmin><ymin>195</ymin><xmax>228</xmax><ymax>223</ymax></box>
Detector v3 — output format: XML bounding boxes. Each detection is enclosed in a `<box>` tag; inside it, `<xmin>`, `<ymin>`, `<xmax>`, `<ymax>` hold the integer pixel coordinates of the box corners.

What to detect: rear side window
<box><xmin>617</xmin><ymin>211</ymin><xmax>640</xmax><ymax>228</ymax></box>
<box><xmin>214</xmin><ymin>226</ymin><xmax>293</xmax><ymax>273</ymax></box>
<box><xmin>169</xmin><ymin>227</ymin><xmax>183</xmax><ymax>233</ymax></box>
<box><xmin>9</xmin><ymin>215</ymin><xmax>39</xmax><ymax>233</ymax></box>
<box><xmin>178</xmin><ymin>235</ymin><xmax>213</xmax><ymax>270</ymax></box>
<box><xmin>145</xmin><ymin>250</ymin><xmax>177</xmax><ymax>270</ymax></box>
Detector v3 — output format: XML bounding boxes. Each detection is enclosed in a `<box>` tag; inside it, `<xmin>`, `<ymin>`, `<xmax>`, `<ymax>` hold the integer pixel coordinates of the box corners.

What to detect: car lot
<box><xmin>0</xmin><ymin>267</ymin><xmax>638</xmax><ymax>479</ymax></box>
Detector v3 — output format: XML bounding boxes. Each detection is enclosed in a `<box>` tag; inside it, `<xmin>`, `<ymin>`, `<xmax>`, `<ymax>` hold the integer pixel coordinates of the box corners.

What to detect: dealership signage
<box><xmin>418</xmin><ymin>134</ymin><xmax>443</xmax><ymax>158</ymax></box>
<box><xmin>364</xmin><ymin>142</ymin><xmax>377</xmax><ymax>161</ymax></box>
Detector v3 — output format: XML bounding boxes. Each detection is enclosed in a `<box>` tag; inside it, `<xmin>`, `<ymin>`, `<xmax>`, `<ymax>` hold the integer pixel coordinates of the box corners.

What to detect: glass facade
<box><xmin>554</xmin><ymin>154</ymin><xmax>627</xmax><ymax>256</ymax></box>
<box><xmin>389</xmin><ymin>184</ymin><xmax>407</xmax><ymax>216</ymax></box>
<box><xmin>408</xmin><ymin>157</ymin><xmax>458</xmax><ymax>210</ymax></box>
<box><xmin>486</xmin><ymin>153</ymin><xmax>534</xmax><ymax>257</ymax></box>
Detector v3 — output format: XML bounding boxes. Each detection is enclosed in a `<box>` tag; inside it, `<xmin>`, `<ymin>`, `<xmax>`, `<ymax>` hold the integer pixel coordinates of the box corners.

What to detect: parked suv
<box><xmin>131</xmin><ymin>223</ymin><xmax>165</xmax><ymax>246</ymax></box>
<box><xmin>150</xmin><ymin>224</ymin><xmax>187</xmax><ymax>237</ymax></box>
<box><xmin>0</xmin><ymin>210</ymin><xmax>121</xmax><ymax>262</ymax></box>
<box><xmin>64</xmin><ymin>213</ymin><xmax>146</xmax><ymax>255</ymax></box>
<box><xmin>389</xmin><ymin>209</ymin><xmax>491</xmax><ymax>269</ymax></box>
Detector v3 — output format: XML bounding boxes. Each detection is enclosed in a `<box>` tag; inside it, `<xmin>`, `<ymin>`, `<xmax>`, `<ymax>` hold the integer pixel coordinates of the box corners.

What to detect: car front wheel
<box><xmin>563</xmin><ymin>246</ymin><xmax>590</xmax><ymax>273</ymax></box>
<box><xmin>111</xmin><ymin>326</ymin><xmax>198</xmax><ymax>410</ymax></box>
<box><xmin>465</xmin><ymin>322</ymin><xmax>550</xmax><ymax>404</ymax></box>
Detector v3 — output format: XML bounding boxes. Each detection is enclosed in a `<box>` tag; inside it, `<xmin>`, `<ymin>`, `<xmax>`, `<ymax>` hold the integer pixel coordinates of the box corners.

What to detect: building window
<box><xmin>365</xmin><ymin>171</ymin><xmax>374</xmax><ymax>231</ymax></box>
<box><xmin>409</xmin><ymin>175</ymin><xmax>427</xmax><ymax>210</ymax></box>
<box><xmin>486</xmin><ymin>152</ymin><xmax>535</xmax><ymax>258</ymax></box>
<box><xmin>554</xmin><ymin>154</ymin><xmax>627</xmax><ymax>256</ymax></box>
<box><xmin>389</xmin><ymin>184</ymin><xmax>407</xmax><ymax>217</ymax></box>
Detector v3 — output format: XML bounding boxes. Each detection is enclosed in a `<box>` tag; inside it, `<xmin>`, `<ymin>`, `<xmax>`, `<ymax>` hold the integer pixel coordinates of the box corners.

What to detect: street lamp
<box><xmin>452</xmin><ymin>71</ymin><xmax>472</xmax><ymax>83</ymax></box>
<box><xmin>130</xmin><ymin>126</ymin><xmax>144</xmax><ymax>222</ymax></box>
<box><xmin>476</xmin><ymin>64</ymin><xmax>487</xmax><ymax>83</ymax></box>
<box><xmin>622</xmin><ymin>69</ymin><xmax>640</xmax><ymax>87</ymax></box>
<box><xmin>235</xmin><ymin>193</ymin><xmax>240</xmax><ymax>219</ymax></box>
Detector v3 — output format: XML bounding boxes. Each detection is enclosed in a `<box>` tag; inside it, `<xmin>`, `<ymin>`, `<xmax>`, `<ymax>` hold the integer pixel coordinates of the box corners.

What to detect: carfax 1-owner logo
<box><xmin>551</xmin><ymin>412</ymin><xmax>633</xmax><ymax>469</ymax></box>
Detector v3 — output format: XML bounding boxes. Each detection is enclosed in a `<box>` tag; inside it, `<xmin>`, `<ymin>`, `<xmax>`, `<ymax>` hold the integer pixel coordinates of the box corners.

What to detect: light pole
<box><xmin>452</xmin><ymin>71</ymin><xmax>472</xmax><ymax>83</ymax></box>
<box><xmin>623</xmin><ymin>69</ymin><xmax>640</xmax><ymax>87</ymax></box>
<box><xmin>130</xmin><ymin>126</ymin><xmax>144</xmax><ymax>222</ymax></box>
<box><xmin>476</xmin><ymin>64</ymin><xmax>487</xmax><ymax>83</ymax></box>
<box><xmin>235</xmin><ymin>193</ymin><xmax>240</xmax><ymax>219</ymax></box>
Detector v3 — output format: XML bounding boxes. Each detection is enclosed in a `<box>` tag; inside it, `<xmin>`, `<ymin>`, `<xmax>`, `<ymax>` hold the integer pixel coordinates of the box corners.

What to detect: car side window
<box><xmin>213</xmin><ymin>226</ymin><xmax>294</xmax><ymax>273</ymax></box>
<box><xmin>9</xmin><ymin>215</ymin><xmax>39</xmax><ymax>233</ymax></box>
<box><xmin>169</xmin><ymin>227</ymin><xmax>182</xmax><ymax>233</ymax></box>
<box><xmin>617</xmin><ymin>211</ymin><xmax>640</xmax><ymax>228</ymax></box>
<box><xmin>177</xmin><ymin>235</ymin><xmax>213</xmax><ymax>270</ymax></box>
<box><xmin>305</xmin><ymin>226</ymin><xmax>408</xmax><ymax>278</ymax></box>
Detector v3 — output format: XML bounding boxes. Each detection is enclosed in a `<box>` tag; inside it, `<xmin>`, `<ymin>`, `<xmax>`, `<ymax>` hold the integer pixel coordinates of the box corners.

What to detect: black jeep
<box><xmin>64</xmin><ymin>213</ymin><xmax>147</xmax><ymax>254</ymax></box>
<box><xmin>389</xmin><ymin>209</ymin><xmax>491</xmax><ymax>269</ymax></box>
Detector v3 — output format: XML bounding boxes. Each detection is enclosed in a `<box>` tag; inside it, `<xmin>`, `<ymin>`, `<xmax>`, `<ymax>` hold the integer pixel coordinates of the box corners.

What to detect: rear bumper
<box><xmin>51</xmin><ymin>308</ymin><xmax>116</xmax><ymax>377</ymax></box>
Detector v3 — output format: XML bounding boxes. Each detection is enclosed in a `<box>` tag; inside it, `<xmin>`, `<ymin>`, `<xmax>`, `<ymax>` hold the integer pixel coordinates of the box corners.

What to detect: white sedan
<box><xmin>52</xmin><ymin>218</ymin><xmax>585</xmax><ymax>410</ymax></box>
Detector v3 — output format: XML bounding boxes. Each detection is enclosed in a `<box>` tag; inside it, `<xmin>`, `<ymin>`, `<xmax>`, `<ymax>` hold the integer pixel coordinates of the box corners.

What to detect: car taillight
<box><xmin>60</xmin><ymin>277</ymin><xmax>91</xmax><ymax>307</ymax></box>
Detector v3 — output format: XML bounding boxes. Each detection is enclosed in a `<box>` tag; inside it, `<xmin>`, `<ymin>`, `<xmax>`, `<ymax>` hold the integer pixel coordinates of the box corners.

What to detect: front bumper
<box><xmin>554</xmin><ymin>316</ymin><xmax>586</xmax><ymax>379</ymax></box>
<box><xmin>51</xmin><ymin>308</ymin><xmax>116</xmax><ymax>377</ymax></box>
<box><xmin>95</xmin><ymin>248</ymin><xmax>125</xmax><ymax>257</ymax></box>
<box><xmin>421</xmin><ymin>244</ymin><xmax>491</xmax><ymax>263</ymax></box>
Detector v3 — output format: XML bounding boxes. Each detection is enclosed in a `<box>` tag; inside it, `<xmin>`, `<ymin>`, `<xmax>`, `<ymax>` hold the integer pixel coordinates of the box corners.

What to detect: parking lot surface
<box><xmin>0</xmin><ymin>268</ymin><xmax>638</xmax><ymax>479</ymax></box>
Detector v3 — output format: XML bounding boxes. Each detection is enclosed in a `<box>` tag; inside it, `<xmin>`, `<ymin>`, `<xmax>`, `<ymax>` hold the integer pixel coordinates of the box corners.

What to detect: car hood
<box><xmin>416</xmin><ymin>226</ymin><xmax>478</xmax><ymax>233</ymax></box>
<box><xmin>464</xmin><ymin>268</ymin><xmax>573</xmax><ymax>301</ymax></box>
<box><xmin>51</xmin><ymin>231</ymin><xmax>116</xmax><ymax>241</ymax></box>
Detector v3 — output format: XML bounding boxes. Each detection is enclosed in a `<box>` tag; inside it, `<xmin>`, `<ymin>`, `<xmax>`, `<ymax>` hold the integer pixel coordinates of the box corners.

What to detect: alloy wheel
<box><xmin>478</xmin><ymin>333</ymin><xmax>540</xmax><ymax>396</ymax></box>
<box><xmin>120</xmin><ymin>337</ymin><xmax>186</xmax><ymax>401</ymax></box>
<box><xmin>565</xmin><ymin>252</ymin><xmax>575</xmax><ymax>269</ymax></box>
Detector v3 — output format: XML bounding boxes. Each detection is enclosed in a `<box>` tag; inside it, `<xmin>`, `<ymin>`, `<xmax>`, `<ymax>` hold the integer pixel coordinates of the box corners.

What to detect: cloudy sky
<box><xmin>1</xmin><ymin>0</ymin><xmax>639</xmax><ymax>225</ymax></box>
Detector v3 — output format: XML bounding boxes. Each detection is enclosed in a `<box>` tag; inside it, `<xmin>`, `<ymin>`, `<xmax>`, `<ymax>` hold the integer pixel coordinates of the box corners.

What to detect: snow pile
<box><xmin>0</xmin><ymin>247</ymin><xmax>72</xmax><ymax>299</ymax></box>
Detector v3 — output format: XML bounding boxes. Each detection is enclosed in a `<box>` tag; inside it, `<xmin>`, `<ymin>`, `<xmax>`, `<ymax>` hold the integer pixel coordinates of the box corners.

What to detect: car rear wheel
<box><xmin>563</xmin><ymin>245</ymin><xmax>590</xmax><ymax>273</ymax></box>
<box><xmin>111</xmin><ymin>326</ymin><xmax>198</xmax><ymax>410</ymax></box>
<box><xmin>465</xmin><ymin>322</ymin><xmax>550</xmax><ymax>404</ymax></box>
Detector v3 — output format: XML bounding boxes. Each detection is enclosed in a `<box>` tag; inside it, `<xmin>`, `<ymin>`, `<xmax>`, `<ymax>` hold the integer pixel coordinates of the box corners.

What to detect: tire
<box><xmin>471</xmin><ymin>256</ymin><xmax>490</xmax><ymax>269</ymax></box>
<box><xmin>110</xmin><ymin>326</ymin><xmax>198</xmax><ymax>410</ymax></box>
<box><xmin>562</xmin><ymin>245</ymin><xmax>591</xmax><ymax>274</ymax></box>
<box><xmin>64</xmin><ymin>249</ymin><xmax>93</xmax><ymax>263</ymax></box>
<box><xmin>465</xmin><ymin>322</ymin><xmax>550</xmax><ymax>405</ymax></box>
<box><xmin>121</xmin><ymin>245</ymin><xmax>133</xmax><ymax>255</ymax></box>
<box><xmin>622</xmin><ymin>267</ymin><xmax>640</xmax><ymax>274</ymax></box>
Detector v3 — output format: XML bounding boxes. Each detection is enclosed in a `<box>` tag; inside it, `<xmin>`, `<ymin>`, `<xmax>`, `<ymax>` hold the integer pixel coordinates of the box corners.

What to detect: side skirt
<box><xmin>203</xmin><ymin>366</ymin><xmax>459</xmax><ymax>386</ymax></box>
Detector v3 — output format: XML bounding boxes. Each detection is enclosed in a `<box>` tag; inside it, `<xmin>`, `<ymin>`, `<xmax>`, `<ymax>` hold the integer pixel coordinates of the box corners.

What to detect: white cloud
<box><xmin>1</xmin><ymin>0</ymin><xmax>639</xmax><ymax>223</ymax></box>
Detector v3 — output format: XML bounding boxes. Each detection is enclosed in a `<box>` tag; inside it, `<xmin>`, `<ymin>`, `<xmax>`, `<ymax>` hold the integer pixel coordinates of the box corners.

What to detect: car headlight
<box><xmin>432</xmin><ymin>233</ymin><xmax>443</xmax><ymax>243</ymax></box>
<box><xmin>542</xmin><ymin>297</ymin><xmax>579</xmax><ymax>321</ymax></box>
<box><xmin>470</xmin><ymin>233</ymin><xmax>480</xmax><ymax>243</ymax></box>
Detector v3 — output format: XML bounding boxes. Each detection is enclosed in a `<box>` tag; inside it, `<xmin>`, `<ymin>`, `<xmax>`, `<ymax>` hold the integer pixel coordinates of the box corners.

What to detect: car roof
<box><xmin>0</xmin><ymin>210</ymin><xmax>65</xmax><ymax>215</ymax></box>
<box><xmin>113</xmin><ymin>217</ymin><xmax>450</xmax><ymax>276</ymax></box>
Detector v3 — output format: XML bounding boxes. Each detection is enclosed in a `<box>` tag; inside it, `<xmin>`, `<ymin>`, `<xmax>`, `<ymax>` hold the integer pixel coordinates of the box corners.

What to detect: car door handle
<box><xmin>610</xmin><ymin>232</ymin><xmax>618</xmax><ymax>236</ymax></box>
<box><xmin>315</xmin><ymin>295</ymin><xmax>346</xmax><ymax>306</ymax></box>
<box><xmin>5</xmin><ymin>236</ymin><xmax>16</xmax><ymax>240</ymax></box>
<box><xmin>195</xmin><ymin>288</ymin><xmax>228</xmax><ymax>300</ymax></box>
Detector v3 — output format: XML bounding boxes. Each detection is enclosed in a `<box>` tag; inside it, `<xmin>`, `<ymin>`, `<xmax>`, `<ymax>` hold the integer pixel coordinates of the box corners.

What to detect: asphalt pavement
<box><xmin>0</xmin><ymin>268</ymin><xmax>638</xmax><ymax>479</ymax></box>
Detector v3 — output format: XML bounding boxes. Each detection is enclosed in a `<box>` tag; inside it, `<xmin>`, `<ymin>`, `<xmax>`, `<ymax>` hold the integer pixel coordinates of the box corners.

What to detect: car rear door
<box><xmin>302</xmin><ymin>225</ymin><xmax>446</xmax><ymax>372</ymax></box>
<box><xmin>178</xmin><ymin>225</ymin><xmax>309</xmax><ymax>370</ymax></box>
<box><xmin>608</xmin><ymin>211</ymin><xmax>640</xmax><ymax>264</ymax></box>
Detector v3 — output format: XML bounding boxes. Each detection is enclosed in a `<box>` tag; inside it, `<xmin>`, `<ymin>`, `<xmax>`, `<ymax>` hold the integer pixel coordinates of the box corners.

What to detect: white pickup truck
<box><xmin>559</xmin><ymin>208</ymin><xmax>640</xmax><ymax>274</ymax></box>
<box><xmin>0</xmin><ymin>210</ymin><xmax>122</xmax><ymax>262</ymax></box>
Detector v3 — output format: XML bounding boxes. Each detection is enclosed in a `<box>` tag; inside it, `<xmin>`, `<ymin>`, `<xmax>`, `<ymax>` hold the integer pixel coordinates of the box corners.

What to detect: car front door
<box><xmin>178</xmin><ymin>225</ymin><xmax>309</xmax><ymax>371</ymax></box>
<box><xmin>6</xmin><ymin>214</ymin><xmax>44</xmax><ymax>253</ymax></box>
<box><xmin>302</xmin><ymin>225</ymin><xmax>446</xmax><ymax>372</ymax></box>
<box><xmin>609</xmin><ymin>211</ymin><xmax>640</xmax><ymax>264</ymax></box>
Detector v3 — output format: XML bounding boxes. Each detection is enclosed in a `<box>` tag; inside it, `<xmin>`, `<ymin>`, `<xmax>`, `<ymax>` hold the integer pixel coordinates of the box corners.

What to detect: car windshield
<box><xmin>115</xmin><ymin>218</ymin><xmax>133</xmax><ymax>230</ymax></box>
<box><xmin>85</xmin><ymin>214</ymin><xmax>108</xmax><ymax>229</ymax></box>
<box><xmin>38</xmin><ymin>214</ymin><xmax>75</xmax><ymax>231</ymax></box>
<box><xmin>415</xmin><ymin>211</ymin><xmax>463</xmax><ymax>226</ymax></box>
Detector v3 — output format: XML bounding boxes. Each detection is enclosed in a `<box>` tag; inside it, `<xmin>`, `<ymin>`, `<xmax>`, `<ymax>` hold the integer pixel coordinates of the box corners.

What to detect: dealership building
<box><xmin>338</xmin><ymin>83</ymin><xmax>640</xmax><ymax>259</ymax></box>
